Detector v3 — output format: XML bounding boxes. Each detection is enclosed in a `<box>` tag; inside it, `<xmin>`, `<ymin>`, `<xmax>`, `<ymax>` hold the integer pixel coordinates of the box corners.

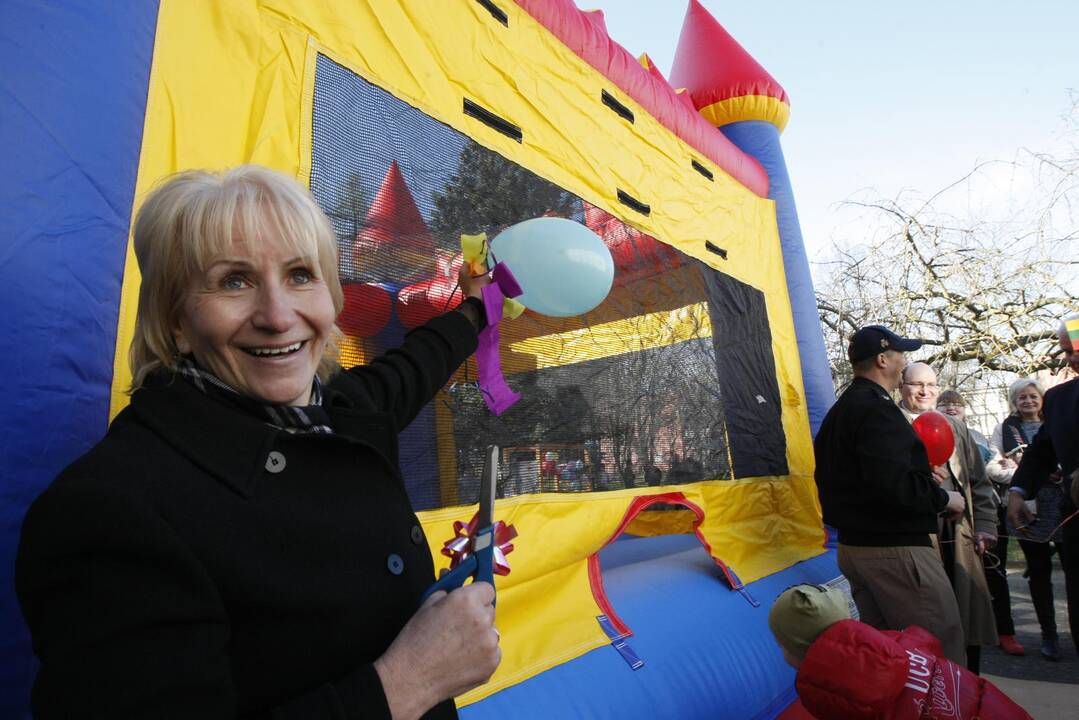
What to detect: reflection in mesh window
<box><xmin>309</xmin><ymin>54</ymin><xmax>786</xmax><ymax>511</ymax></box>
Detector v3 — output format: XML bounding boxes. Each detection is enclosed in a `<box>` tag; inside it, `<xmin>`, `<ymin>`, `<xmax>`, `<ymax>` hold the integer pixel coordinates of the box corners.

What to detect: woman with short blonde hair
<box><xmin>987</xmin><ymin>376</ymin><xmax>1066</xmax><ymax>660</ymax></box>
<box><xmin>18</xmin><ymin>165</ymin><xmax>498</xmax><ymax>718</ymax></box>
<box><xmin>128</xmin><ymin>165</ymin><xmax>345</xmax><ymax>390</ymax></box>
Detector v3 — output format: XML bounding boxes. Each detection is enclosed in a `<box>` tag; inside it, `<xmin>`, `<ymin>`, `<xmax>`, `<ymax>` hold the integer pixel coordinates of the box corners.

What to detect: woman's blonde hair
<box><xmin>128</xmin><ymin>165</ymin><xmax>343</xmax><ymax>392</ymax></box>
<box><xmin>1007</xmin><ymin>377</ymin><xmax>1045</xmax><ymax>417</ymax></box>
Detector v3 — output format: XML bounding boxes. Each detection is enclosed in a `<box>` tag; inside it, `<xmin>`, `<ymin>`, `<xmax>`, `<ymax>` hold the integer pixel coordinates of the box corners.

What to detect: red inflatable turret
<box><xmin>353</xmin><ymin>160</ymin><xmax>437</xmax><ymax>279</ymax></box>
<box><xmin>669</xmin><ymin>0</ymin><xmax>790</xmax><ymax>132</ymax></box>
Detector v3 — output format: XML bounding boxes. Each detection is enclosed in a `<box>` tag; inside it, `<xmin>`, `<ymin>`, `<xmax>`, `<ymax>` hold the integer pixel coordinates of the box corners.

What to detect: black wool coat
<box><xmin>1012</xmin><ymin>376</ymin><xmax>1079</xmax><ymax>507</ymax></box>
<box><xmin>813</xmin><ymin>377</ymin><xmax>950</xmax><ymax>546</ymax></box>
<box><xmin>16</xmin><ymin>312</ymin><xmax>477</xmax><ymax>719</ymax></box>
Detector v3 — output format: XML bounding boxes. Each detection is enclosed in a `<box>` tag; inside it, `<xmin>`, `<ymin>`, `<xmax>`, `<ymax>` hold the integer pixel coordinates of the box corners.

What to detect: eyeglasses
<box><xmin>938</xmin><ymin>402</ymin><xmax>963</xmax><ymax>408</ymax></box>
<box><xmin>903</xmin><ymin>382</ymin><xmax>939</xmax><ymax>390</ymax></box>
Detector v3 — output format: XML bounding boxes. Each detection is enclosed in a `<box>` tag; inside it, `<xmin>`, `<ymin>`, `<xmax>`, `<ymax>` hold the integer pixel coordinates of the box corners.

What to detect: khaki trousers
<box><xmin>838</xmin><ymin>543</ymin><xmax>966</xmax><ymax>665</ymax></box>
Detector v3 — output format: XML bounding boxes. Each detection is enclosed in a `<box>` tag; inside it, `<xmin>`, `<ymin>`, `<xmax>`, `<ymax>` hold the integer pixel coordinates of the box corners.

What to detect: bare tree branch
<box><xmin>814</xmin><ymin>106</ymin><xmax>1079</xmax><ymax>392</ymax></box>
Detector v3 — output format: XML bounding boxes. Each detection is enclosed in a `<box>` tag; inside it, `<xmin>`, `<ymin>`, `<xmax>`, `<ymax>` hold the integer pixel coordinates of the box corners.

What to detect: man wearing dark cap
<box><xmin>814</xmin><ymin>325</ymin><xmax>968</xmax><ymax>663</ymax></box>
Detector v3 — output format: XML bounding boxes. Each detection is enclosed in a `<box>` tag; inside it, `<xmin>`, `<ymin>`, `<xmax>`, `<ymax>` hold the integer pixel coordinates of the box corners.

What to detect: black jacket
<box><xmin>16</xmin><ymin>312</ymin><xmax>477</xmax><ymax>719</ymax></box>
<box><xmin>1012</xmin><ymin>377</ymin><xmax>1078</xmax><ymax>512</ymax></box>
<box><xmin>814</xmin><ymin>377</ymin><xmax>949</xmax><ymax>546</ymax></box>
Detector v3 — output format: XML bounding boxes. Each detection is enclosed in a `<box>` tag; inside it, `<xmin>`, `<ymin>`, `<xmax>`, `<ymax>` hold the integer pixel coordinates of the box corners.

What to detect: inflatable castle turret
<box><xmin>354</xmin><ymin>159</ymin><xmax>438</xmax><ymax>282</ymax></box>
<box><xmin>670</xmin><ymin>0</ymin><xmax>834</xmax><ymax>433</ymax></box>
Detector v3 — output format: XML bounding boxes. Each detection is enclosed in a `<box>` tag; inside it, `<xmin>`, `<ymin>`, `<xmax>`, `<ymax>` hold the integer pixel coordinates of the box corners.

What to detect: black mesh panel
<box><xmin>703</xmin><ymin>272</ymin><xmax>788</xmax><ymax>477</ymax></box>
<box><xmin>309</xmin><ymin>54</ymin><xmax>784</xmax><ymax>509</ymax></box>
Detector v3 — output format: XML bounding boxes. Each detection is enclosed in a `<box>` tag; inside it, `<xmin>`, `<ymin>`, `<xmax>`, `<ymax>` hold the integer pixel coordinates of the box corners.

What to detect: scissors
<box><xmin>420</xmin><ymin>445</ymin><xmax>498</xmax><ymax>603</ymax></box>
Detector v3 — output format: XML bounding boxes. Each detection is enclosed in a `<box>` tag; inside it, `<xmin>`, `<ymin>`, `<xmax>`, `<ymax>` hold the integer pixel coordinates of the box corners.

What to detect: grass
<box><xmin>1007</xmin><ymin>539</ymin><xmax>1025</xmax><ymax>567</ymax></box>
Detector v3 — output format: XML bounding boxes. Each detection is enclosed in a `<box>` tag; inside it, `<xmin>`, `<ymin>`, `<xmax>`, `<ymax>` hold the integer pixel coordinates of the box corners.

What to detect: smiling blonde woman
<box><xmin>17</xmin><ymin>166</ymin><xmax>499</xmax><ymax>719</ymax></box>
<box><xmin>990</xmin><ymin>377</ymin><xmax>1067</xmax><ymax>660</ymax></box>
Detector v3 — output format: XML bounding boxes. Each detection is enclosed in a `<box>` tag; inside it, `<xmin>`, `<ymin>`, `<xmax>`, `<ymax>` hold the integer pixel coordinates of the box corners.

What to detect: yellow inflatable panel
<box><xmin>113</xmin><ymin>0</ymin><xmax>823</xmax><ymax>703</ymax></box>
<box><xmin>699</xmin><ymin>95</ymin><xmax>791</xmax><ymax>133</ymax></box>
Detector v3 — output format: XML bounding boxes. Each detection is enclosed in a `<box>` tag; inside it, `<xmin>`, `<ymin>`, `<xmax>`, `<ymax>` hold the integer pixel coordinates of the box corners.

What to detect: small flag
<box><xmin>1066</xmin><ymin>316</ymin><xmax>1079</xmax><ymax>347</ymax></box>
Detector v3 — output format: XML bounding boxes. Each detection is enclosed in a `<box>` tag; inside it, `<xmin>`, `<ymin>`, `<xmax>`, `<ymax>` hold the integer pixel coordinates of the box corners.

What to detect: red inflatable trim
<box><xmin>669</xmin><ymin>0</ymin><xmax>789</xmax><ymax>110</ymax></box>
<box><xmin>396</xmin><ymin>275</ymin><xmax>463</xmax><ymax>329</ymax></box>
<box><xmin>339</xmin><ymin>282</ymin><xmax>393</xmax><ymax>337</ymax></box>
<box><xmin>583</xmin><ymin>201</ymin><xmax>685</xmax><ymax>287</ymax></box>
<box><xmin>513</xmin><ymin>0</ymin><xmax>769</xmax><ymax>198</ymax></box>
<box><xmin>586</xmin><ymin>492</ymin><xmax>741</xmax><ymax>637</ymax></box>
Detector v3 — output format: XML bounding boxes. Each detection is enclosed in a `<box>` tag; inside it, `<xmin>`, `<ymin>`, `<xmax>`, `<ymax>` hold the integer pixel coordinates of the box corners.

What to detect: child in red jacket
<box><xmin>768</xmin><ymin>584</ymin><xmax>1032</xmax><ymax>719</ymax></box>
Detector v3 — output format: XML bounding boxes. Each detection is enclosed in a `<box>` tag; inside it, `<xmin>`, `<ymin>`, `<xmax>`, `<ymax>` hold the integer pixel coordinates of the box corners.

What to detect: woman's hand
<box><xmin>459</xmin><ymin>262</ymin><xmax>492</xmax><ymax>301</ymax></box>
<box><xmin>374</xmin><ymin>581</ymin><xmax>501</xmax><ymax>720</ymax></box>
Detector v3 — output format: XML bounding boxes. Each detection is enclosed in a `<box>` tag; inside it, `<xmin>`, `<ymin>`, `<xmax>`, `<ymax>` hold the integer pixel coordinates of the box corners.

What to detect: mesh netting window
<box><xmin>309</xmin><ymin>54</ymin><xmax>786</xmax><ymax>510</ymax></box>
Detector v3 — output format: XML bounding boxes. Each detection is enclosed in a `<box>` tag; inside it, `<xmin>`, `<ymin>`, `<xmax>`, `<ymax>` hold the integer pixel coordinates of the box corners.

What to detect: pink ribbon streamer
<box><xmin>475</xmin><ymin>262</ymin><xmax>522</xmax><ymax>416</ymax></box>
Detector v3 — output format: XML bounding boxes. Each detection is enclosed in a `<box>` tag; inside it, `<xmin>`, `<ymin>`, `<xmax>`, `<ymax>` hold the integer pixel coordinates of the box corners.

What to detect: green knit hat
<box><xmin>768</xmin><ymin>584</ymin><xmax>851</xmax><ymax>658</ymax></box>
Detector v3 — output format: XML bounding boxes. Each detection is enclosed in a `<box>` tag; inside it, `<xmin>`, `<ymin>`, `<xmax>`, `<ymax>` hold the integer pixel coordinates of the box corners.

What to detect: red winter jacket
<box><xmin>796</xmin><ymin>620</ymin><xmax>1031</xmax><ymax>720</ymax></box>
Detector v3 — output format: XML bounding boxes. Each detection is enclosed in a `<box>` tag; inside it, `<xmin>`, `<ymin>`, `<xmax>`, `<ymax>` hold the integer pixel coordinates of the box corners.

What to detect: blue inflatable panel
<box><xmin>719</xmin><ymin>121</ymin><xmax>835</xmax><ymax>437</ymax></box>
<box><xmin>463</xmin><ymin>535</ymin><xmax>839</xmax><ymax>719</ymax></box>
<box><xmin>0</xmin><ymin>3</ymin><xmax>160</xmax><ymax>715</ymax></box>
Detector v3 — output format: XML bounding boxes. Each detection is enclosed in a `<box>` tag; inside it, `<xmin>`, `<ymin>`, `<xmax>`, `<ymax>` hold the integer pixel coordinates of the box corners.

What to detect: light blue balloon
<box><xmin>489</xmin><ymin>217</ymin><xmax>614</xmax><ymax>317</ymax></box>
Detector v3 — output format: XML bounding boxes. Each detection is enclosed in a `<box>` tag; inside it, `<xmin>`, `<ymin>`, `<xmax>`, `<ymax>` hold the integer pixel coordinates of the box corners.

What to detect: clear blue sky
<box><xmin>593</xmin><ymin>1</ymin><xmax>1079</xmax><ymax>255</ymax></box>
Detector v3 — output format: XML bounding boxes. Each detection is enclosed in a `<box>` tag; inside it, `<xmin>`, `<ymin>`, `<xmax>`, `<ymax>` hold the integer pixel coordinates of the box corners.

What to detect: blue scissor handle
<box><xmin>420</xmin><ymin>555</ymin><xmax>476</xmax><ymax>604</ymax></box>
<box><xmin>419</xmin><ymin>524</ymin><xmax>496</xmax><ymax>605</ymax></box>
<box><xmin>472</xmin><ymin>524</ymin><xmax>495</xmax><ymax>588</ymax></box>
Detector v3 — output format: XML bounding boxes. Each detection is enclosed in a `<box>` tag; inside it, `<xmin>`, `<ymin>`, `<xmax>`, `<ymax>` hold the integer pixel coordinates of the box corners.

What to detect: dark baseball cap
<box><xmin>847</xmin><ymin>325</ymin><xmax>922</xmax><ymax>363</ymax></box>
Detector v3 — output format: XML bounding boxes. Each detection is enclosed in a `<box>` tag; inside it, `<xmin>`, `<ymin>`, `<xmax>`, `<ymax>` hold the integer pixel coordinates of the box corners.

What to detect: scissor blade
<box><xmin>477</xmin><ymin>445</ymin><xmax>498</xmax><ymax>529</ymax></box>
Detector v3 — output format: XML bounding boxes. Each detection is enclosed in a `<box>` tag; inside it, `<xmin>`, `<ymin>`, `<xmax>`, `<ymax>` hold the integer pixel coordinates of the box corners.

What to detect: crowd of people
<box><xmin>810</xmin><ymin>320</ymin><xmax>1078</xmax><ymax>715</ymax></box>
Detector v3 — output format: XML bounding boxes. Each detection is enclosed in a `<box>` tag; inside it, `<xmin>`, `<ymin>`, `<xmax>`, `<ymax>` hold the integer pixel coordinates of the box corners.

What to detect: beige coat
<box><xmin>901</xmin><ymin>406</ymin><xmax>998</xmax><ymax>647</ymax></box>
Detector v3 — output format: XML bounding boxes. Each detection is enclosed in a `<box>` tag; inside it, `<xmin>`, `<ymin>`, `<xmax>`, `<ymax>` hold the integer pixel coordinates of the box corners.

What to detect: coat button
<box><xmin>387</xmin><ymin>553</ymin><xmax>405</xmax><ymax>575</ymax></box>
<box><xmin>410</xmin><ymin>525</ymin><xmax>425</xmax><ymax>546</ymax></box>
<box><xmin>265</xmin><ymin>451</ymin><xmax>286</xmax><ymax>474</ymax></box>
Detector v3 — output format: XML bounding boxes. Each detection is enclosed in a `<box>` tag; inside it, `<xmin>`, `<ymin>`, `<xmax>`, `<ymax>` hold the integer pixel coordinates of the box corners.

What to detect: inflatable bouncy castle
<box><xmin>1</xmin><ymin>1</ymin><xmax>839</xmax><ymax>716</ymax></box>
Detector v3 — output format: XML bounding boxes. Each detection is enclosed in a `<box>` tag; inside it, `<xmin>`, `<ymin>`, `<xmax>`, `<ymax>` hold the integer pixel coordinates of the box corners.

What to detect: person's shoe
<box><xmin>1041</xmin><ymin>636</ymin><xmax>1061</xmax><ymax>661</ymax></box>
<box><xmin>999</xmin><ymin>635</ymin><xmax>1025</xmax><ymax>656</ymax></box>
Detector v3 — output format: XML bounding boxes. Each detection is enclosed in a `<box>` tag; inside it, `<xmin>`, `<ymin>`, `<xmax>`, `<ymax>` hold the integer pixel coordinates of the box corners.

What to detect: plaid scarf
<box><xmin>177</xmin><ymin>357</ymin><xmax>334</xmax><ymax>435</ymax></box>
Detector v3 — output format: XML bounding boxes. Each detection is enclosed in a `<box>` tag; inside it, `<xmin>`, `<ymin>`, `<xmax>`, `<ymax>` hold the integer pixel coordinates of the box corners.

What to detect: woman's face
<box><xmin>938</xmin><ymin>400</ymin><xmax>965</xmax><ymax>420</ymax></box>
<box><xmin>173</xmin><ymin>224</ymin><xmax>336</xmax><ymax>406</ymax></box>
<box><xmin>1015</xmin><ymin>387</ymin><xmax>1043</xmax><ymax>418</ymax></box>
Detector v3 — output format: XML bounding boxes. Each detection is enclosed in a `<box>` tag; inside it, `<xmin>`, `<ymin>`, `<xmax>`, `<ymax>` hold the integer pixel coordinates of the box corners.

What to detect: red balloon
<box><xmin>396</xmin><ymin>276</ymin><xmax>462</xmax><ymax>329</ymax></box>
<box><xmin>912</xmin><ymin>411</ymin><xmax>955</xmax><ymax>466</ymax></box>
<box><xmin>338</xmin><ymin>283</ymin><xmax>392</xmax><ymax>338</ymax></box>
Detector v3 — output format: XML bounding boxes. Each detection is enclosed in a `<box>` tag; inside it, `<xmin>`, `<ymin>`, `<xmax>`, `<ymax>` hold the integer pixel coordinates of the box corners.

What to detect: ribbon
<box><xmin>462</xmin><ymin>233</ymin><xmax>525</xmax><ymax>320</ymax></box>
<box><xmin>460</xmin><ymin>232</ymin><xmax>489</xmax><ymax>276</ymax></box>
<box><xmin>441</xmin><ymin>512</ymin><xmax>519</xmax><ymax>576</ymax></box>
<box><xmin>475</xmin><ymin>261</ymin><xmax>523</xmax><ymax>415</ymax></box>
<box><xmin>502</xmin><ymin>296</ymin><xmax>526</xmax><ymax>320</ymax></box>
<box><xmin>461</xmin><ymin>232</ymin><xmax>524</xmax><ymax>415</ymax></box>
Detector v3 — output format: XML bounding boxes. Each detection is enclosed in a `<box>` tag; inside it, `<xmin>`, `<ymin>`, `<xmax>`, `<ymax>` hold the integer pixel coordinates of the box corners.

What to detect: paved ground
<box><xmin>980</xmin><ymin>554</ymin><xmax>1077</xmax><ymax>719</ymax></box>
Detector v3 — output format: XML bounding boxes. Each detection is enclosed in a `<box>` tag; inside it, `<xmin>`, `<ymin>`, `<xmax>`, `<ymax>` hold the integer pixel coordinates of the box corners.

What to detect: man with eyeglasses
<box><xmin>814</xmin><ymin>326</ymin><xmax>967</xmax><ymax>664</ymax></box>
<box><xmin>898</xmin><ymin>363</ymin><xmax>997</xmax><ymax>674</ymax></box>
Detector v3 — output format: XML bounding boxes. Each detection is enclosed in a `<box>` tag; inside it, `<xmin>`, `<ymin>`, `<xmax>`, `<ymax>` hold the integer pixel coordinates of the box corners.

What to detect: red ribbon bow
<box><xmin>441</xmin><ymin>512</ymin><xmax>518</xmax><ymax>576</ymax></box>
